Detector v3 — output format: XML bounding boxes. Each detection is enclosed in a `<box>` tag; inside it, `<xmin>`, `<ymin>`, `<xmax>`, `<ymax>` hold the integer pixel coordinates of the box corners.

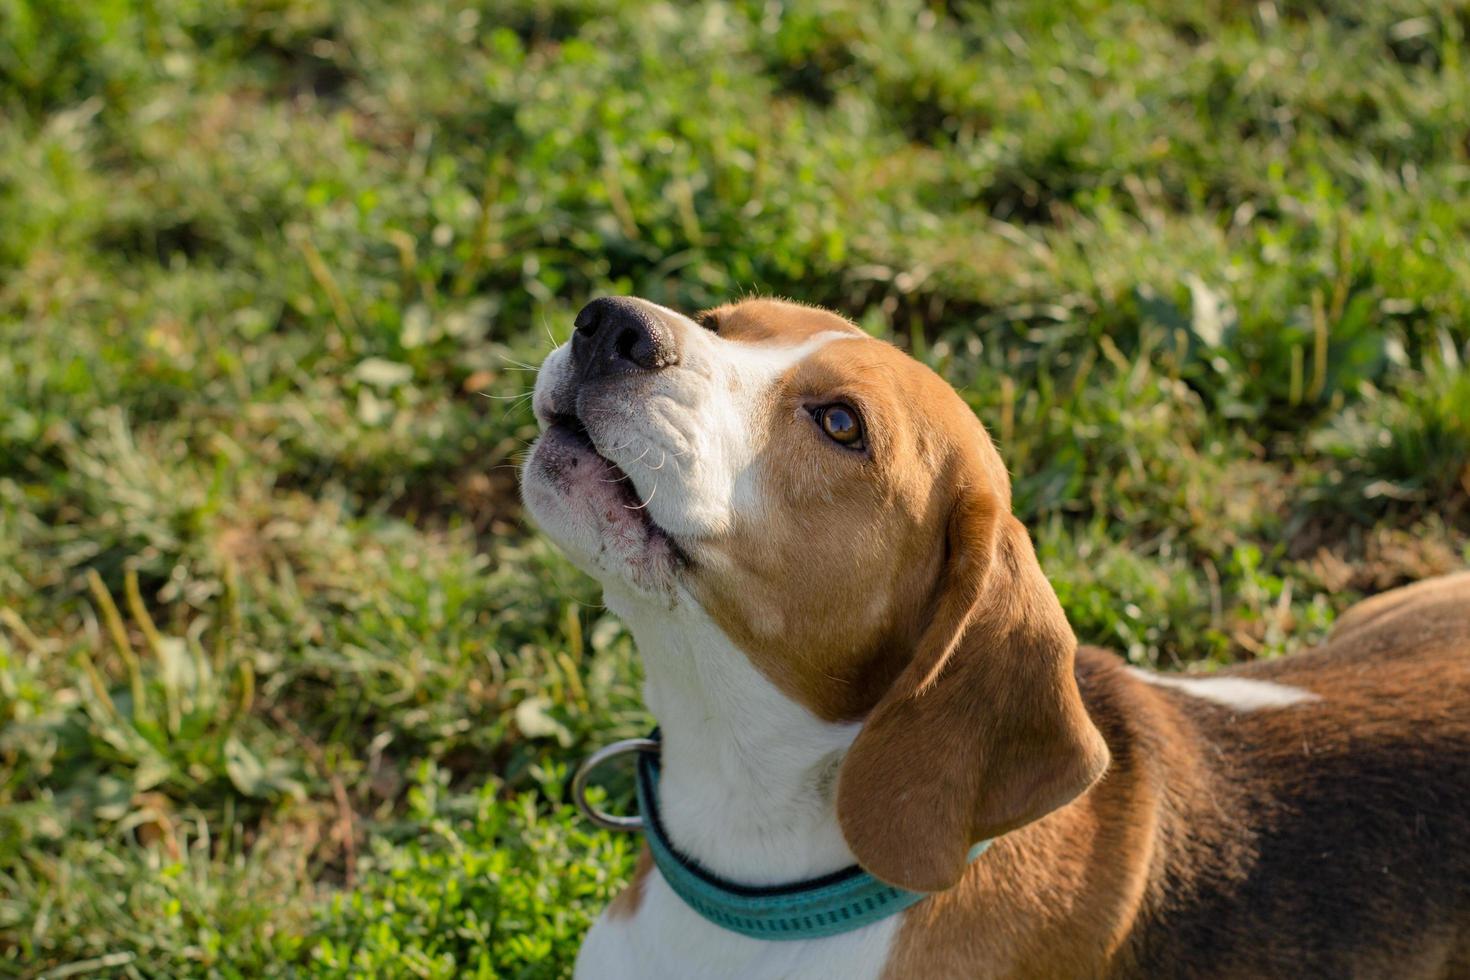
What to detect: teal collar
<box><xmin>635</xmin><ymin>738</ymin><xmax>991</xmax><ymax>941</ymax></box>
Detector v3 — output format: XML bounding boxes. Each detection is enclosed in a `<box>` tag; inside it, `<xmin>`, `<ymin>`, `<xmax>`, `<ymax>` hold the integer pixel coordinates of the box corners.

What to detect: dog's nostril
<box><xmin>574</xmin><ymin>305</ymin><xmax>602</xmax><ymax>337</ymax></box>
<box><xmin>614</xmin><ymin>326</ymin><xmax>640</xmax><ymax>364</ymax></box>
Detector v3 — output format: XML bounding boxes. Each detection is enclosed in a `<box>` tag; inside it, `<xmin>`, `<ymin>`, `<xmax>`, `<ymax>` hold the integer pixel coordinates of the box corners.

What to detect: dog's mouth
<box><xmin>535</xmin><ymin>411</ymin><xmax>684</xmax><ymax>564</ymax></box>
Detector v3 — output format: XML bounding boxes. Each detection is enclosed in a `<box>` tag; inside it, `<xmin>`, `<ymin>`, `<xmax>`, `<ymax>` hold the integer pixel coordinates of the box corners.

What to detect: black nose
<box><xmin>571</xmin><ymin>297</ymin><xmax>680</xmax><ymax>380</ymax></box>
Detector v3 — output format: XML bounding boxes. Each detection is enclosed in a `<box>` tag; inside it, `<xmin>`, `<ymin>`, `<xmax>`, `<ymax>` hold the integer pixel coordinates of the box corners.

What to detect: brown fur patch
<box><xmin>606</xmin><ymin>847</ymin><xmax>653</xmax><ymax>921</ymax></box>
<box><xmin>885</xmin><ymin>575</ymin><xmax>1470</xmax><ymax>977</ymax></box>
<box><xmin>699</xmin><ymin>297</ymin><xmax>867</xmax><ymax>345</ymax></box>
<box><xmin>685</xmin><ymin>299</ymin><xmax>1013</xmax><ymax>723</ymax></box>
<box><xmin>881</xmin><ymin>649</ymin><xmax>1171</xmax><ymax>978</ymax></box>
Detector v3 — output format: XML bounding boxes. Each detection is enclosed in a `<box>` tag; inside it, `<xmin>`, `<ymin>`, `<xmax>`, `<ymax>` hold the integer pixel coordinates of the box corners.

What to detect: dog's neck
<box><xmin>607</xmin><ymin>589</ymin><xmax>860</xmax><ymax>884</ymax></box>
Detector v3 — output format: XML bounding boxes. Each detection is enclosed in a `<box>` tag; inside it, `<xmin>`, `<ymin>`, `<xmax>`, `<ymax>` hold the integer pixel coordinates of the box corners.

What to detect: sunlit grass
<box><xmin>2</xmin><ymin>0</ymin><xmax>1467</xmax><ymax>975</ymax></box>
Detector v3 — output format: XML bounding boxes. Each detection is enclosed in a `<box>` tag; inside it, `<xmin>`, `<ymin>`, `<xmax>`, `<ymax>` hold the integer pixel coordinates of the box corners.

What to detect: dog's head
<box><xmin>522</xmin><ymin>297</ymin><xmax>1108</xmax><ymax>891</ymax></box>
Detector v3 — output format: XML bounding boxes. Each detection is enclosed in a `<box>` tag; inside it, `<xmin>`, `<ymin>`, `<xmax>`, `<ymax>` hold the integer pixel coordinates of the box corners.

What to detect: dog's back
<box><xmin>1121</xmin><ymin>573</ymin><xmax>1470</xmax><ymax>979</ymax></box>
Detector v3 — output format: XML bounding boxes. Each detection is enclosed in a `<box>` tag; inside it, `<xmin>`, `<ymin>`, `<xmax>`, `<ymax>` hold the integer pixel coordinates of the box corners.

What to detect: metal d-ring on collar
<box><xmin>571</xmin><ymin>736</ymin><xmax>660</xmax><ymax>831</ymax></box>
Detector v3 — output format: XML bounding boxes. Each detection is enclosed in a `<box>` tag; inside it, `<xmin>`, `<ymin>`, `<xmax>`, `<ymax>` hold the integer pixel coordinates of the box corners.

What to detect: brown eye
<box><xmin>815</xmin><ymin>404</ymin><xmax>864</xmax><ymax>449</ymax></box>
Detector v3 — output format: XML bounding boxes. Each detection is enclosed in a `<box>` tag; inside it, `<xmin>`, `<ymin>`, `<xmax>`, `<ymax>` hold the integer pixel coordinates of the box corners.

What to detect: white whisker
<box><xmin>495</xmin><ymin>352</ymin><xmax>541</xmax><ymax>372</ymax></box>
<box><xmin>625</xmin><ymin>478</ymin><xmax>658</xmax><ymax>510</ymax></box>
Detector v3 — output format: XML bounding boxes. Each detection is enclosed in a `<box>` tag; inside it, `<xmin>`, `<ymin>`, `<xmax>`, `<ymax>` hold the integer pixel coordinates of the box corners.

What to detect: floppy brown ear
<box><xmin>835</xmin><ymin>492</ymin><xmax>1109</xmax><ymax>892</ymax></box>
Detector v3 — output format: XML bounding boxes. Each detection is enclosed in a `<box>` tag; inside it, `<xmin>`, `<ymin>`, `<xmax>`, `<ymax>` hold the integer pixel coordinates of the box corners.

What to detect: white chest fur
<box><xmin>575</xmin><ymin>876</ymin><xmax>899</xmax><ymax>980</ymax></box>
<box><xmin>573</xmin><ymin>588</ymin><xmax>897</xmax><ymax>979</ymax></box>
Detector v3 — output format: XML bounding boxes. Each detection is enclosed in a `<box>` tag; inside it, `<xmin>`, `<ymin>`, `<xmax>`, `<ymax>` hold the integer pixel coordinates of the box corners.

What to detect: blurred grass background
<box><xmin>1</xmin><ymin>0</ymin><xmax>1468</xmax><ymax>976</ymax></box>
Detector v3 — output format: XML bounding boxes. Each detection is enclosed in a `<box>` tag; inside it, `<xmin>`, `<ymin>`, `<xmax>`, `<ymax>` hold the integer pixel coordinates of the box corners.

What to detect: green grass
<box><xmin>2</xmin><ymin>0</ymin><xmax>1468</xmax><ymax>975</ymax></box>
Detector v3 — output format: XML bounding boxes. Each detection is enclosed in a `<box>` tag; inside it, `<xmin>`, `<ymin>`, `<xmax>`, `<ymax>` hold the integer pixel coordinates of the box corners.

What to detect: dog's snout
<box><xmin>571</xmin><ymin>297</ymin><xmax>680</xmax><ymax>380</ymax></box>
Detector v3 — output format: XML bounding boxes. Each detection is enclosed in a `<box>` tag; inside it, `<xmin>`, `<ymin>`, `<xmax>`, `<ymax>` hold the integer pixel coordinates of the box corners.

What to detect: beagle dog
<box><xmin>521</xmin><ymin>296</ymin><xmax>1470</xmax><ymax>979</ymax></box>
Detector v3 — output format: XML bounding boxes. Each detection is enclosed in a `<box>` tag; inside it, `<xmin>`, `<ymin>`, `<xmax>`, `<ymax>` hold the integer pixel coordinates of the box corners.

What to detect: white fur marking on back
<box><xmin>1128</xmin><ymin>668</ymin><xmax>1321</xmax><ymax>710</ymax></box>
